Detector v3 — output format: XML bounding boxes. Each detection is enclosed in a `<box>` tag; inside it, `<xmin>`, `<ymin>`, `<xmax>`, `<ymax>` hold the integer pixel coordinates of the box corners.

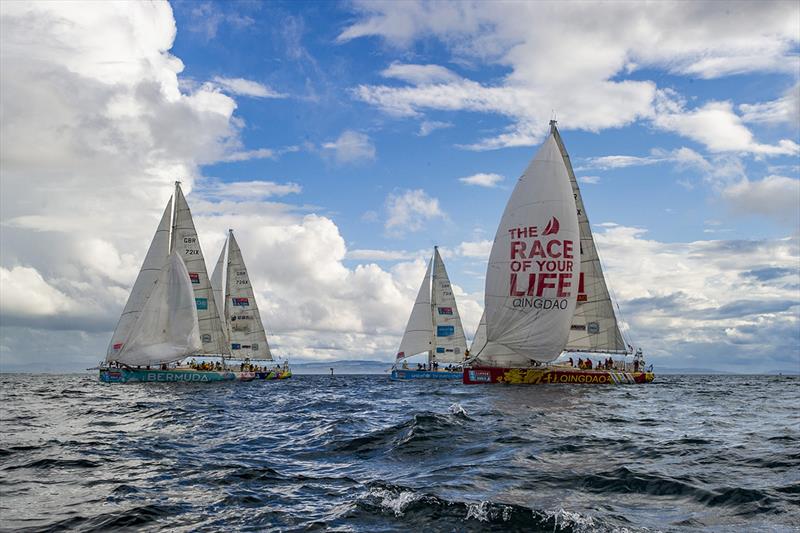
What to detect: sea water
<box><xmin>1</xmin><ymin>374</ymin><xmax>798</xmax><ymax>532</ymax></box>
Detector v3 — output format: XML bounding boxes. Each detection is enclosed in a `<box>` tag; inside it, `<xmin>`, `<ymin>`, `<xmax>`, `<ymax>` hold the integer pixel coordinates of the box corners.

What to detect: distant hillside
<box><xmin>291</xmin><ymin>360</ymin><xmax>392</xmax><ymax>375</ymax></box>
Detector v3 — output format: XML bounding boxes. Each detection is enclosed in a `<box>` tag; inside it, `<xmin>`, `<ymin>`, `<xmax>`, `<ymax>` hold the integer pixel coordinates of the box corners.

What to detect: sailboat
<box><xmin>211</xmin><ymin>230</ymin><xmax>291</xmax><ymax>380</ymax></box>
<box><xmin>464</xmin><ymin>122</ymin><xmax>654</xmax><ymax>385</ymax></box>
<box><xmin>100</xmin><ymin>182</ymin><xmax>244</xmax><ymax>383</ymax></box>
<box><xmin>391</xmin><ymin>247</ymin><xmax>467</xmax><ymax>380</ymax></box>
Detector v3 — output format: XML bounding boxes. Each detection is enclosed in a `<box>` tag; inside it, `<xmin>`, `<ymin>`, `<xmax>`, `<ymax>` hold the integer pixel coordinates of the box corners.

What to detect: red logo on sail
<box><xmin>189</xmin><ymin>272</ymin><xmax>200</xmax><ymax>284</ymax></box>
<box><xmin>543</xmin><ymin>217</ymin><xmax>560</xmax><ymax>236</ymax></box>
<box><xmin>113</xmin><ymin>343</ymin><xmax>123</xmax><ymax>350</ymax></box>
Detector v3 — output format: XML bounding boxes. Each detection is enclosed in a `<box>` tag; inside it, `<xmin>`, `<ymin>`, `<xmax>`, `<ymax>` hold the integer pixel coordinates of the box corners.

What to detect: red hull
<box><xmin>463</xmin><ymin>366</ymin><xmax>653</xmax><ymax>385</ymax></box>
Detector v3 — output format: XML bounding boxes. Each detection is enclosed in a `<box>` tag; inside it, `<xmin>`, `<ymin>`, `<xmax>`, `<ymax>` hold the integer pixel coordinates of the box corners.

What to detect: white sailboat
<box><xmin>101</xmin><ymin>182</ymin><xmax>241</xmax><ymax>383</ymax></box>
<box><xmin>391</xmin><ymin>247</ymin><xmax>467</xmax><ymax>380</ymax></box>
<box><xmin>464</xmin><ymin>122</ymin><xmax>653</xmax><ymax>385</ymax></box>
<box><xmin>211</xmin><ymin>230</ymin><xmax>291</xmax><ymax>380</ymax></box>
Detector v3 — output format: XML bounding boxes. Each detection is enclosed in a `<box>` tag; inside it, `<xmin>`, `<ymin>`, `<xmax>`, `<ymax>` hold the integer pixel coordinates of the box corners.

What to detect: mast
<box><xmin>429</xmin><ymin>246</ymin><xmax>437</xmax><ymax>365</ymax></box>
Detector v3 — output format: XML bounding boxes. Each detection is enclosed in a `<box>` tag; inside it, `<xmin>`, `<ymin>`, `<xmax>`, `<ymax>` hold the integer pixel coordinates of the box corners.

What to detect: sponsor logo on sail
<box><xmin>201</xmin><ymin>334</ymin><xmax>211</xmax><ymax>343</ymax></box>
<box><xmin>232</xmin><ymin>297</ymin><xmax>249</xmax><ymax>307</ymax></box>
<box><xmin>437</xmin><ymin>325</ymin><xmax>455</xmax><ymax>337</ymax></box>
<box><xmin>189</xmin><ymin>272</ymin><xmax>200</xmax><ymax>284</ymax></box>
<box><xmin>571</xmin><ymin>325</ymin><xmax>586</xmax><ymax>330</ymax></box>
<box><xmin>231</xmin><ymin>343</ymin><xmax>241</xmax><ymax>350</ymax></box>
<box><xmin>112</xmin><ymin>342</ymin><xmax>123</xmax><ymax>350</ymax></box>
<box><xmin>542</xmin><ymin>216</ymin><xmax>560</xmax><ymax>236</ymax></box>
<box><xmin>587</xmin><ymin>322</ymin><xmax>600</xmax><ymax>334</ymax></box>
<box><xmin>436</xmin><ymin>347</ymin><xmax>445</xmax><ymax>354</ymax></box>
<box><xmin>437</xmin><ymin>307</ymin><xmax>453</xmax><ymax>315</ymax></box>
<box><xmin>397</xmin><ymin>351</ymin><xmax>405</xmax><ymax>358</ymax></box>
<box><xmin>251</xmin><ymin>343</ymin><xmax>259</xmax><ymax>350</ymax></box>
<box><xmin>195</xmin><ymin>298</ymin><xmax>208</xmax><ymax>310</ymax></box>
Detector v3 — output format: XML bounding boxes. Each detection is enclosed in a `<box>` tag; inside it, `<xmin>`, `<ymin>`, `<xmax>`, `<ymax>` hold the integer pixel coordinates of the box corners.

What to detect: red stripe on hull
<box><xmin>463</xmin><ymin>366</ymin><xmax>653</xmax><ymax>385</ymax></box>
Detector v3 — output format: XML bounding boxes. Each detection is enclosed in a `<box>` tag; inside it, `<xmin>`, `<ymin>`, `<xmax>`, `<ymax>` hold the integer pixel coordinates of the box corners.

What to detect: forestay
<box><xmin>116</xmin><ymin>251</ymin><xmax>202</xmax><ymax>366</ymax></box>
<box><xmin>396</xmin><ymin>258</ymin><xmax>433</xmax><ymax>359</ymax></box>
<box><xmin>223</xmin><ymin>231</ymin><xmax>272</xmax><ymax>360</ymax></box>
<box><xmin>480</xmin><ymin>134</ymin><xmax>581</xmax><ymax>366</ymax></box>
<box><xmin>431</xmin><ymin>248</ymin><xmax>467</xmax><ymax>363</ymax></box>
<box><xmin>551</xmin><ymin>124</ymin><xmax>627</xmax><ymax>354</ymax></box>
<box><xmin>172</xmin><ymin>184</ymin><xmax>229</xmax><ymax>356</ymax></box>
<box><xmin>106</xmin><ymin>198</ymin><xmax>172</xmax><ymax>361</ymax></box>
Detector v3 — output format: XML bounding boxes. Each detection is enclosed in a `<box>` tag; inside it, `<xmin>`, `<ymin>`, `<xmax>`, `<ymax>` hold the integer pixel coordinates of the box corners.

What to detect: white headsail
<box><xmin>550</xmin><ymin>123</ymin><xmax>627</xmax><ymax>354</ymax></box>
<box><xmin>479</xmin><ymin>134</ymin><xmax>581</xmax><ymax>366</ymax></box>
<box><xmin>106</xmin><ymin>197</ymin><xmax>172</xmax><ymax>361</ymax></box>
<box><xmin>431</xmin><ymin>247</ymin><xmax>468</xmax><ymax>363</ymax></box>
<box><xmin>396</xmin><ymin>257</ymin><xmax>433</xmax><ymax>359</ymax></box>
<box><xmin>210</xmin><ymin>234</ymin><xmax>228</xmax><ymax>343</ymax></box>
<box><xmin>223</xmin><ymin>230</ymin><xmax>272</xmax><ymax>360</ymax></box>
<box><xmin>115</xmin><ymin>251</ymin><xmax>202</xmax><ymax>366</ymax></box>
<box><xmin>172</xmin><ymin>183</ymin><xmax>229</xmax><ymax>356</ymax></box>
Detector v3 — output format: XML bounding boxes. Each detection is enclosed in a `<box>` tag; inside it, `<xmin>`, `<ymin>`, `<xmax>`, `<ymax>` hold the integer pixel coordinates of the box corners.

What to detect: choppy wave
<box><xmin>1</xmin><ymin>373</ymin><xmax>798</xmax><ymax>532</ymax></box>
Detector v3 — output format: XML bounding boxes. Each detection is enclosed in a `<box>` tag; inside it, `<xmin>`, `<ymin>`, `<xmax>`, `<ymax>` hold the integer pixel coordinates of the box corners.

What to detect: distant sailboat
<box><xmin>101</xmin><ymin>182</ymin><xmax>247</xmax><ymax>383</ymax></box>
<box><xmin>211</xmin><ymin>230</ymin><xmax>291</xmax><ymax>380</ymax></box>
<box><xmin>464</xmin><ymin>122</ymin><xmax>653</xmax><ymax>385</ymax></box>
<box><xmin>391</xmin><ymin>247</ymin><xmax>466</xmax><ymax>380</ymax></box>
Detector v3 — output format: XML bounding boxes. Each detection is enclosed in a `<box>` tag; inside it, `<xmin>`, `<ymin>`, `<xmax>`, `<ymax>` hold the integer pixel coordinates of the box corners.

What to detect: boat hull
<box><xmin>101</xmin><ymin>368</ymin><xmax>254</xmax><ymax>383</ymax></box>
<box><xmin>463</xmin><ymin>366</ymin><xmax>654</xmax><ymax>385</ymax></box>
<box><xmin>390</xmin><ymin>369</ymin><xmax>462</xmax><ymax>380</ymax></box>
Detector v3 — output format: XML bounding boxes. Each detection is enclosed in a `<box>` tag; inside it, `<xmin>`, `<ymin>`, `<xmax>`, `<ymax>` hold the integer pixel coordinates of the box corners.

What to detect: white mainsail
<box><xmin>550</xmin><ymin>123</ymin><xmax>627</xmax><ymax>354</ymax></box>
<box><xmin>479</xmin><ymin>134</ymin><xmax>581</xmax><ymax>366</ymax></box>
<box><xmin>171</xmin><ymin>183</ymin><xmax>229</xmax><ymax>356</ymax></box>
<box><xmin>396</xmin><ymin>257</ymin><xmax>433</xmax><ymax>359</ymax></box>
<box><xmin>222</xmin><ymin>230</ymin><xmax>272</xmax><ymax>360</ymax></box>
<box><xmin>115</xmin><ymin>251</ymin><xmax>202</xmax><ymax>366</ymax></box>
<box><xmin>431</xmin><ymin>247</ymin><xmax>468</xmax><ymax>363</ymax></box>
<box><xmin>106</xmin><ymin>197</ymin><xmax>172</xmax><ymax>360</ymax></box>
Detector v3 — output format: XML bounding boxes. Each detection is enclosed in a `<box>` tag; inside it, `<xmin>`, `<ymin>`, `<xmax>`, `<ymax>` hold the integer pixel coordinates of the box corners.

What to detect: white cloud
<box><xmin>458</xmin><ymin>172</ymin><xmax>503</xmax><ymax>187</ymax></box>
<box><xmin>592</xmin><ymin>226</ymin><xmax>800</xmax><ymax>372</ymax></box>
<box><xmin>653</xmin><ymin>95</ymin><xmax>800</xmax><ymax>155</ymax></box>
<box><xmin>578</xmin><ymin>176</ymin><xmax>600</xmax><ymax>184</ymax></box>
<box><xmin>198</xmin><ymin>179</ymin><xmax>302</xmax><ymax>199</ymax></box>
<box><xmin>211</xmin><ymin>76</ymin><xmax>285</xmax><ymax>98</ymax></box>
<box><xmin>346</xmin><ymin>249</ymin><xmax>416</xmax><ymax>261</ymax></box>
<box><xmin>321</xmin><ymin>130</ymin><xmax>376</xmax><ymax>163</ymax></box>
<box><xmin>0</xmin><ymin>2</ymin><xmax>444</xmax><ymax>371</ymax></box>
<box><xmin>721</xmin><ymin>175</ymin><xmax>800</xmax><ymax>225</ymax></box>
<box><xmin>455</xmin><ymin>239</ymin><xmax>493</xmax><ymax>259</ymax></box>
<box><xmin>739</xmin><ymin>84</ymin><xmax>800</xmax><ymax>125</ymax></box>
<box><xmin>385</xmin><ymin>189</ymin><xmax>445</xmax><ymax>236</ymax></box>
<box><xmin>381</xmin><ymin>62</ymin><xmax>460</xmax><ymax>85</ymax></box>
<box><xmin>342</xmin><ymin>1</ymin><xmax>799</xmax><ymax>150</ymax></box>
<box><xmin>418</xmin><ymin>120</ymin><xmax>452</xmax><ymax>136</ymax></box>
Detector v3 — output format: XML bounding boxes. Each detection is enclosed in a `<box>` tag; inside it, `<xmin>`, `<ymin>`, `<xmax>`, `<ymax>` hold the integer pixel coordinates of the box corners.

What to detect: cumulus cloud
<box><xmin>578</xmin><ymin>176</ymin><xmax>600</xmax><ymax>184</ymax></box>
<box><xmin>739</xmin><ymin>83</ymin><xmax>800</xmax><ymax>125</ymax></box>
<box><xmin>385</xmin><ymin>189</ymin><xmax>445</xmax><ymax>237</ymax></box>
<box><xmin>341</xmin><ymin>1</ymin><xmax>799</xmax><ymax>150</ymax></box>
<box><xmin>458</xmin><ymin>172</ymin><xmax>504</xmax><ymax>187</ymax></box>
<box><xmin>321</xmin><ymin>130</ymin><xmax>376</xmax><ymax>163</ymax></box>
<box><xmin>721</xmin><ymin>175</ymin><xmax>800</xmax><ymax>225</ymax></box>
<box><xmin>590</xmin><ymin>226</ymin><xmax>799</xmax><ymax>372</ymax></box>
<box><xmin>0</xmin><ymin>2</ymin><xmax>445</xmax><ymax>371</ymax></box>
<box><xmin>652</xmin><ymin>93</ymin><xmax>800</xmax><ymax>155</ymax></box>
<box><xmin>211</xmin><ymin>76</ymin><xmax>285</xmax><ymax>98</ymax></box>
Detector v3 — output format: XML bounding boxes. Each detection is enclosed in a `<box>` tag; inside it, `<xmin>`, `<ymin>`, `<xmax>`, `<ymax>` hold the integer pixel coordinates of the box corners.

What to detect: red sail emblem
<box><xmin>543</xmin><ymin>217</ymin><xmax>560</xmax><ymax>235</ymax></box>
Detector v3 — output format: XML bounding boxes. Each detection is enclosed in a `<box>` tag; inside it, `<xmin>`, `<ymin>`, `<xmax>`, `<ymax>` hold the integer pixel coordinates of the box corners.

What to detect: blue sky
<box><xmin>1</xmin><ymin>1</ymin><xmax>798</xmax><ymax>373</ymax></box>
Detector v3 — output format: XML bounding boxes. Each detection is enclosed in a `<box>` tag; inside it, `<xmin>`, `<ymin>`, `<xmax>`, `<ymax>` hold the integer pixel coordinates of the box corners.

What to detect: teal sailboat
<box><xmin>100</xmin><ymin>182</ymin><xmax>247</xmax><ymax>383</ymax></box>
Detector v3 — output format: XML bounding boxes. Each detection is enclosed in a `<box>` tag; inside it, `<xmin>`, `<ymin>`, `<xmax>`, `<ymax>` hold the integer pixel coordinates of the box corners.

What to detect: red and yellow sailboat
<box><xmin>464</xmin><ymin>122</ymin><xmax>654</xmax><ymax>385</ymax></box>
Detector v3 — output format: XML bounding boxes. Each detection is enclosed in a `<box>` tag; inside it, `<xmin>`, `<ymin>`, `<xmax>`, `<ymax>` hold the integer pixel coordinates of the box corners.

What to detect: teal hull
<box><xmin>390</xmin><ymin>369</ymin><xmax>461</xmax><ymax>380</ymax></box>
<box><xmin>100</xmin><ymin>368</ymin><xmax>239</xmax><ymax>383</ymax></box>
